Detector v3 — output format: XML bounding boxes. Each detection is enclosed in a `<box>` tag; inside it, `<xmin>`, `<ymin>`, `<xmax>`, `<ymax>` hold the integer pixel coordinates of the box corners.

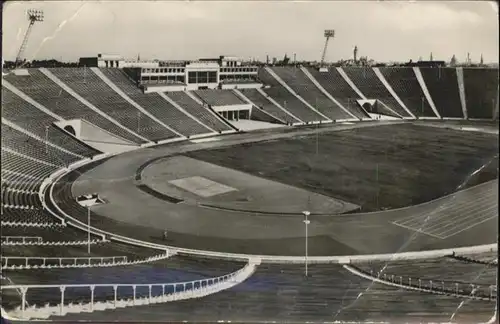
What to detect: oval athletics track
<box><xmin>54</xmin><ymin>122</ymin><xmax>499</xmax><ymax>258</ymax></box>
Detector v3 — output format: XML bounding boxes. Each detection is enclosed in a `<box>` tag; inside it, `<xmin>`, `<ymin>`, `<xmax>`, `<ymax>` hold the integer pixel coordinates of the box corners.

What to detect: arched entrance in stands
<box><xmin>362</xmin><ymin>102</ymin><xmax>374</xmax><ymax>113</ymax></box>
<box><xmin>64</xmin><ymin>125</ymin><xmax>76</xmax><ymax>136</ymax></box>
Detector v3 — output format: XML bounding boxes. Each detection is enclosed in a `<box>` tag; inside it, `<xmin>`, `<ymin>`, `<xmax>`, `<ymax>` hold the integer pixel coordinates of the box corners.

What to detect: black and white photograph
<box><xmin>1</xmin><ymin>1</ymin><xmax>498</xmax><ymax>323</ymax></box>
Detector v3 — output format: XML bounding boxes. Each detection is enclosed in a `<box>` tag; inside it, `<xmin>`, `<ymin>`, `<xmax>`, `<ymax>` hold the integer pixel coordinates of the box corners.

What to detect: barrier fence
<box><xmin>1</xmin><ymin>236</ymin><xmax>43</xmax><ymax>244</ymax></box>
<box><xmin>1</xmin><ymin>256</ymin><xmax>128</xmax><ymax>268</ymax></box>
<box><xmin>355</xmin><ymin>266</ymin><xmax>497</xmax><ymax>301</ymax></box>
<box><xmin>1</xmin><ymin>261</ymin><xmax>256</xmax><ymax>320</ymax></box>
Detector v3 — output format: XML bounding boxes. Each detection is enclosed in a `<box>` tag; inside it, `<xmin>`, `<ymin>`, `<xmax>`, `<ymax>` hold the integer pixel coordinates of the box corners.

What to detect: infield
<box><xmin>140</xmin><ymin>156</ymin><xmax>359</xmax><ymax>215</ymax></box>
<box><xmin>186</xmin><ymin>123</ymin><xmax>498</xmax><ymax>212</ymax></box>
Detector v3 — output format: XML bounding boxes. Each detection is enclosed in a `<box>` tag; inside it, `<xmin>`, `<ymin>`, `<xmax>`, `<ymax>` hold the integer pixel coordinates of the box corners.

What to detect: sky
<box><xmin>2</xmin><ymin>1</ymin><xmax>499</xmax><ymax>64</ymax></box>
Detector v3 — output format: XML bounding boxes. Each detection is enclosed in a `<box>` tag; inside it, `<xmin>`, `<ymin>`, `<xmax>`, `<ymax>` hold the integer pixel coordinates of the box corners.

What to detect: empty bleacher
<box><xmin>419</xmin><ymin>68</ymin><xmax>463</xmax><ymax>118</ymax></box>
<box><xmin>271</xmin><ymin>67</ymin><xmax>352</xmax><ymax>121</ymax></box>
<box><xmin>3</xmin><ymin>70</ymin><xmax>145</xmax><ymax>145</ymax></box>
<box><xmin>1</xmin><ymin>208</ymin><xmax>57</xmax><ymax>224</ymax></box>
<box><xmin>342</xmin><ymin>67</ymin><xmax>411</xmax><ymax>117</ymax></box>
<box><xmin>463</xmin><ymin>68</ymin><xmax>499</xmax><ymax>119</ymax></box>
<box><xmin>100</xmin><ymin>69</ymin><xmax>212</xmax><ymax>137</ymax></box>
<box><xmin>194</xmin><ymin>89</ymin><xmax>246</xmax><ymax>106</ymax></box>
<box><xmin>166</xmin><ymin>92</ymin><xmax>232</xmax><ymax>133</ymax></box>
<box><xmin>379</xmin><ymin>67</ymin><xmax>436</xmax><ymax>117</ymax></box>
<box><xmin>1</xmin><ymin>151</ymin><xmax>57</xmax><ymax>183</ymax></box>
<box><xmin>48</xmin><ymin>68</ymin><xmax>177</xmax><ymax>142</ymax></box>
<box><xmin>238</xmin><ymin>88</ymin><xmax>300</xmax><ymax>124</ymax></box>
<box><xmin>306</xmin><ymin>68</ymin><xmax>369</xmax><ymax>119</ymax></box>
<box><xmin>2</xmin><ymin>87</ymin><xmax>100</xmax><ymax>158</ymax></box>
<box><xmin>258</xmin><ymin>69</ymin><xmax>328</xmax><ymax>123</ymax></box>
<box><xmin>2</xmin><ymin>125</ymin><xmax>79</xmax><ymax>167</ymax></box>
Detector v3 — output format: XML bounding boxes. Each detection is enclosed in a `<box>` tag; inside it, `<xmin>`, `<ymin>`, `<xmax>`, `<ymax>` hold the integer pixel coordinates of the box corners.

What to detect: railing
<box><xmin>1</xmin><ymin>261</ymin><xmax>257</xmax><ymax>320</ymax></box>
<box><xmin>1</xmin><ymin>236</ymin><xmax>42</xmax><ymax>244</ymax></box>
<box><xmin>1</xmin><ymin>238</ymin><xmax>107</xmax><ymax>246</ymax></box>
<box><xmin>346</xmin><ymin>265</ymin><xmax>497</xmax><ymax>302</ymax></box>
<box><xmin>1</xmin><ymin>256</ymin><xmax>127</xmax><ymax>268</ymax></box>
<box><xmin>1</xmin><ymin>251</ymin><xmax>172</xmax><ymax>270</ymax></box>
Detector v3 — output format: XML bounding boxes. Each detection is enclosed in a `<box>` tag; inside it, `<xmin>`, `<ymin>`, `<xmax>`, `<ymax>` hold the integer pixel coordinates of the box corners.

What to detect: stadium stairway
<box><xmin>299</xmin><ymin>67</ymin><xmax>361</xmax><ymax>120</ymax></box>
<box><xmin>418</xmin><ymin>67</ymin><xmax>464</xmax><ymax>118</ymax></box>
<box><xmin>264</xmin><ymin>67</ymin><xmax>332</xmax><ymax>123</ymax></box>
<box><xmin>463</xmin><ymin>68</ymin><xmax>499</xmax><ymax>120</ymax></box>
<box><xmin>270</xmin><ymin>67</ymin><xmax>355</xmax><ymax>121</ymax></box>
<box><xmin>185</xmin><ymin>91</ymin><xmax>240</xmax><ymax>132</ymax></box>
<box><xmin>91</xmin><ymin>68</ymin><xmax>186</xmax><ymax>141</ymax></box>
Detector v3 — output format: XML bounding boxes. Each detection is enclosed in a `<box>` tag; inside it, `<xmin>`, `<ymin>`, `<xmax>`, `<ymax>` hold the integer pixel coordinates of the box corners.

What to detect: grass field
<box><xmin>186</xmin><ymin>123</ymin><xmax>498</xmax><ymax>212</ymax></box>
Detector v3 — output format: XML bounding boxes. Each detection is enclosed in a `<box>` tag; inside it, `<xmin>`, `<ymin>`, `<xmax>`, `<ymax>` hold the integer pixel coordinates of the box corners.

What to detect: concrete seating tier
<box><xmin>379</xmin><ymin>67</ymin><xmax>436</xmax><ymax>117</ymax></box>
<box><xmin>342</xmin><ymin>67</ymin><xmax>410</xmax><ymax>117</ymax></box>
<box><xmin>2</xmin><ymin>87</ymin><xmax>100</xmax><ymax>157</ymax></box>
<box><xmin>1</xmin><ymin>225</ymin><xmax>95</xmax><ymax>242</ymax></box>
<box><xmin>463</xmin><ymin>68</ymin><xmax>499</xmax><ymax>119</ymax></box>
<box><xmin>306</xmin><ymin>68</ymin><xmax>368</xmax><ymax>119</ymax></box>
<box><xmin>1</xmin><ymin>209</ymin><xmax>59</xmax><ymax>224</ymax></box>
<box><xmin>48</xmin><ymin>68</ymin><xmax>176</xmax><ymax>142</ymax></box>
<box><xmin>358</xmin><ymin>257</ymin><xmax>496</xmax><ymax>286</ymax></box>
<box><xmin>271</xmin><ymin>67</ymin><xmax>352</xmax><ymax>121</ymax></box>
<box><xmin>100</xmin><ymin>69</ymin><xmax>211</xmax><ymax>137</ymax></box>
<box><xmin>194</xmin><ymin>89</ymin><xmax>246</xmax><ymax>106</ymax></box>
<box><xmin>238</xmin><ymin>88</ymin><xmax>300</xmax><ymax>124</ymax></box>
<box><xmin>3</xmin><ymin>70</ymin><xmax>145</xmax><ymax>145</ymax></box>
<box><xmin>419</xmin><ymin>68</ymin><xmax>463</xmax><ymax>118</ymax></box>
<box><xmin>2</xmin><ymin>125</ymin><xmax>79</xmax><ymax>167</ymax></box>
<box><xmin>2</xmin><ymin>189</ymin><xmax>41</xmax><ymax>208</ymax></box>
<box><xmin>1</xmin><ymin>150</ymin><xmax>60</xmax><ymax>179</ymax></box>
<box><xmin>2</xmin><ymin>171</ymin><xmax>43</xmax><ymax>192</ymax></box>
<box><xmin>54</xmin><ymin>280</ymin><xmax>493</xmax><ymax>323</ymax></box>
<box><xmin>258</xmin><ymin>69</ymin><xmax>328</xmax><ymax>123</ymax></box>
<box><xmin>166</xmin><ymin>92</ymin><xmax>232</xmax><ymax>132</ymax></box>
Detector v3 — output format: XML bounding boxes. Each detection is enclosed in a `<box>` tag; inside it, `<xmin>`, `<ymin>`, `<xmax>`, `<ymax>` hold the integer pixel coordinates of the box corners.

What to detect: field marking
<box><xmin>420</xmin><ymin>203</ymin><xmax>497</xmax><ymax>233</ymax></box>
<box><xmin>395</xmin><ymin>191</ymin><xmax>496</xmax><ymax>229</ymax></box>
<box><xmin>437</xmin><ymin>214</ymin><xmax>498</xmax><ymax>239</ymax></box>
<box><xmin>391</xmin><ymin>221</ymin><xmax>446</xmax><ymax>239</ymax></box>
<box><xmin>392</xmin><ymin>204</ymin><xmax>498</xmax><ymax>240</ymax></box>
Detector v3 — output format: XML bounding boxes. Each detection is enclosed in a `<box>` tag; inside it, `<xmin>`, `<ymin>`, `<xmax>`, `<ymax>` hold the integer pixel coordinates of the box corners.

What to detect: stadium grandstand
<box><xmin>1</xmin><ymin>4</ymin><xmax>498</xmax><ymax>322</ymax></box>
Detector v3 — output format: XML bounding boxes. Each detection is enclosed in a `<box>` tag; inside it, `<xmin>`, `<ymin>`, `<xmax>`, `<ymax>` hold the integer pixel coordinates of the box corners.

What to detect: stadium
<box><xmin>1</xmin><ymin>3</ymin><xmax>499</xmax><ymax>323</ymax></box>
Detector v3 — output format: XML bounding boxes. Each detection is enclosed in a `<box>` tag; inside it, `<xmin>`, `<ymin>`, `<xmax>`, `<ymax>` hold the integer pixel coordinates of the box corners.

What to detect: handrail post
<box><xmin>88</xmin><ymin>257</ymin><xmax>91</xmax><ymax>266</ymax></box>
<box><xmin>113</xmin><ymin>285</ymin><xmax>118</xmax><ymax>308</ymax></box>
<box><xmin>90</xmin><ymin>285</ymin><xmax>95</xmax><ymax>311</ymax></box>
<box><xmin>20</xmin><ymin>287</ymin><xmax>28</xmax><ymax>318</ymax></box>
<box><xmin>162</xmin><ymin>285</ymin><xmax>165</xmax><ymax>302</ymax></box>
<box><xmin>4</xmin><ymin>257</ymin><xmax>8</xmax><ymax>268</ymax></box>
<box><xmin>173</xmin><ymin>284</ymin><xmax>177</xmax><ymax>301</ymax></box>
<box><xmin>60</xmin><ymin>286</ymin><xmax>66</xmax><ymax>315</ymax></box>
<box><xmin>391</xmin><ymin>274</ymin><xmax>394</xmax><ymax>282</ymax></box>
<box><xmin>132</xmin><ymin>285</ymin><xmax>136</xmax><ymax>305</ymax></box>
<box><xmin>430</xmin><ymin>280</ymin><xmax>433</xmax><ymax>291</ymax></box>
<box><xmin>409</xmin><ymin>277</ymin><xmax>412</xmax><ymax>286</ymax></box>
<box><xmin>74</xmin><ymin>258</ymin><xmax>77</xmax><ymax>266</ymax></box>
<box><xmin>42</xmin><ymin>258</ymin><xmax>46</xmax><ymax>266</ymax></box>
<box><xmin>441</xmin><ymin>281</ymin><xmax>445</xmax><ymax>291</ymax></box>
<box><xmin>418</xmin><ymin>279</ymin><xmax>421</xmax><ymax>289</ymax></box>
<box><xmin>59</xmin><ymin>258</ymin><xmax>62</xmax><ymax>267</ymax></box>
<box><xmin>25</xmin><ymin>257</ymin><xmax>29</xmax><ymax>267</ymax></box>
<box><xmin>400</xmin><ymin>276</ymin><xmax>403</xmax><ymax>285</ymax></box>
<box><xmin>148</xmin><ymin>285</ymin><xmax>152</xmax><ymax>304</ymax></box>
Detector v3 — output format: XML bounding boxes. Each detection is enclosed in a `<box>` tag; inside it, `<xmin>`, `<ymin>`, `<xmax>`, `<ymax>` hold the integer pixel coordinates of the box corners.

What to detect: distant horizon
<box><xmin>3</xmin><ymin>1</ymin><xmax>499</xmax><ymax>63</ymax></box>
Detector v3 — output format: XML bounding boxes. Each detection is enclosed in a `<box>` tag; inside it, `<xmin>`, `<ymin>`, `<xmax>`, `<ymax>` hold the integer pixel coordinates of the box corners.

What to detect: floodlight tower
<box><xmin>319</xmin><ymin>29</ymin><xmax>335</xmax><ymax>72</ymax></box>
<box><xmin>15</xmin><ymin>9</ymin><xmax>44</xmax><ymax>65</ymax></box>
